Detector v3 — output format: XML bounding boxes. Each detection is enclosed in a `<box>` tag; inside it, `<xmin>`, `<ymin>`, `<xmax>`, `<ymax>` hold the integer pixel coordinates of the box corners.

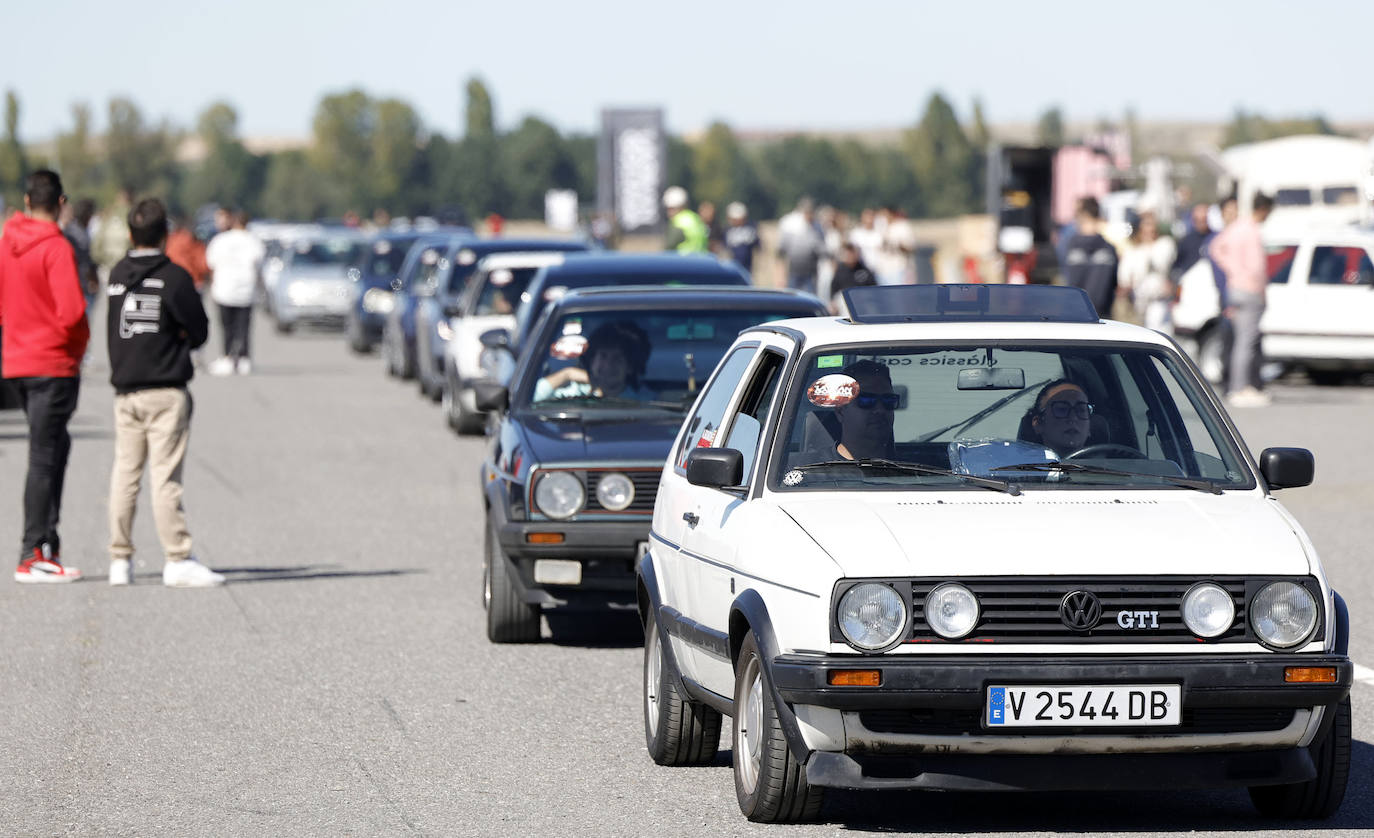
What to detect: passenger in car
<box><xmin>803</xmin><ymin>359</ymin><xmax>897</xmax><ymax>461</ymax></box>
<box><xmin>1020</xmin><ymin>379</ymin><xmax>1094</xmax><ymax>458</ymax></box>
<box><xmin>533</xmin><ymin>320</ymin><xmax>651</xmax><ymax>402</ymax></box>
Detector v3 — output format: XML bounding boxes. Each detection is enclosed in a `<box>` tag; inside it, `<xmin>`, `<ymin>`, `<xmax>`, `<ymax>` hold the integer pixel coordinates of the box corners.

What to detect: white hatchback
<box><xmin>640</xmin><ymin>284</ymin><xmax>1351</xmax><ymax>823</ymax></box>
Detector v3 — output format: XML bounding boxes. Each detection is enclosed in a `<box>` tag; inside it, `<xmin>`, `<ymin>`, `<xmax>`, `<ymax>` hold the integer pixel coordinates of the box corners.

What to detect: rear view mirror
<box><xmin>686</xmin><ymin>448</ymin><xmax>744</xmax><ymax>489</ymax></box>
<box><xmin>1259</xmin><ymin>447</ymin><xmax>1313</xmax><ymax>489</ymax></box>
<box><xmin>957</xmin><ymin>367</ymin><xmax>1026</xmax><ymax>390</ymax></box>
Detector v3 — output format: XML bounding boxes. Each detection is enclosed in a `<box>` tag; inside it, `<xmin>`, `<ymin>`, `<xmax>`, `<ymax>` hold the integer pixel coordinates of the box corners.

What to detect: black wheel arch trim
<box><xmin>731</xmin><ymin>588</ymin><xmax>812</xmax><ymax>764</ymax></box>
<box><xmin>1333</xmin><ymin>591</ymin><xmax>1349</xmax><ymax>656</ymax></box>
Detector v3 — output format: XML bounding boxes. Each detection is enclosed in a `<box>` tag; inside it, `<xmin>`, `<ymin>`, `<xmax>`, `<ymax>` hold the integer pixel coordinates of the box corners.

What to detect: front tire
<box><xmin>1198</xmin><ymin>324</ymin><xmax>1228</xmax><ymax>385</ymax></box>
<box><xmin>732</xmin><ymin>633</ymin><xmax>823</xmax><ymax>823</ymax></box>
<box><xmin>644</xmin><ymin>616</ymin><xmax>722</xmax><ymax>765</ymax></box>
<box><xmin>1248</xmin><ymin>697</ymin><xmax>1351</xmax><ymax>819</ymax></box>
<box><xmin>484</xmin><ymin>523</ymin><xmax>541</xmax><ymax>643</ymax></box>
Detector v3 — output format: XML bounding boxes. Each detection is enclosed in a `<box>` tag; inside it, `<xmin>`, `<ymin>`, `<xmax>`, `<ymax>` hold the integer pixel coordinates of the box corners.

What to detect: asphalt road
<box><xmin>2</xmin><ymin>310</ymin><xmax>1372</xmax><ymax>837</ymax></box>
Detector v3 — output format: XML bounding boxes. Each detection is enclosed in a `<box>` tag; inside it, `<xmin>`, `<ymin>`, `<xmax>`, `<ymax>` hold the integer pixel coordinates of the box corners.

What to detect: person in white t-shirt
<box><xmin>1118</xmin><ymin>210</ymin><xmax>1177</xmax><ymax>333</ymax></box>
<box><xmin>204</xmin><ymin>211</ymin><xmax>265</xmax><ymax>375</ymax></box>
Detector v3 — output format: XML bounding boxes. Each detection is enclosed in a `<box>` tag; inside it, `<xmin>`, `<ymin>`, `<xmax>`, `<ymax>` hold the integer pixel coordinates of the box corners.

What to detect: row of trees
<box><xmin>0</xmin><ymin>81</ymin><xmax>1346</xmax><ymax>224</ymax></box>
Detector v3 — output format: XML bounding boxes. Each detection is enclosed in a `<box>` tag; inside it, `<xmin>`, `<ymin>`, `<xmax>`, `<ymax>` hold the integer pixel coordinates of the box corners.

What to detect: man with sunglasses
<box><xmin>832</xmin><ymin>359</ymin><xmax>898</xmax><ymax>460</ymax></box>
<box><xmin>1025</xmin><ymin>379</ymin><xmax>1093</xmax><ymax>458</ymax></box>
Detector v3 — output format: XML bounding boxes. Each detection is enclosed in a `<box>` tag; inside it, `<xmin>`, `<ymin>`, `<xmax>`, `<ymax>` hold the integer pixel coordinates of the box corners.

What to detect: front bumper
<box><xmin>497</xmin><ymin>519</ymin><xmax>648</xmax><ymax>608</ymax></box>
<box><xmin>770</xmin><ymin>653</ymin><xmax>1350</xmax><ymax>791</ymax></box>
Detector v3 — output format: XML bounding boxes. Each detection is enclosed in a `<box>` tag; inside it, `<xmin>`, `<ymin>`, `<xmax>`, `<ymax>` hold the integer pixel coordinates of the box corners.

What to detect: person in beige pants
<box><xmin>104</xmin><ymin>197</ymin><xmax>223</xmax><ymax>587</ymax></box>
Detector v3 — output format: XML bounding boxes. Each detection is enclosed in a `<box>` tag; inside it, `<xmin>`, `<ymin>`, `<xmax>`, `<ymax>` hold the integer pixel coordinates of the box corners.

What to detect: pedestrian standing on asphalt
<box><xmin>0</xmin><ymin>170</ymin><xmax>90</xmax><ymax>582</ymax></box>
<box><xmin>827</xmin><ymin>242</ymin><xmax>877</xmax><ymax>313</ymax></box>
<box><xmin>205</xmin><ymin>210</ymin><xmax>264</xmax><ymax>376</ymax></box>
<box><xmin>722</xmin><ymin>202</ymin><xmax>759</xmax><ymax>275</ymax></box>
<box><xmin>1118</xmin><ymin>209</ymin><xmax>1177</xmax><ymax>333</ymax></box>
<box><xmin>1062</xmin><ymin>197</ymin><xmax>1119</xmax><ymax>319</ymax></box>
<box><xmin>62</xmin><ymin>197</ymin><xmax>99</xmax><ymax>309</ymax></box>
<box><xmin>662</xmin><ymin>186</ymin><xmax>709</xmax><ymax>254</ymax></box>
<box><xmin>105</xmin><ymin>198</ymin><xmax>223</xmax><ymax>587</ymax></box>
<box><xmin>776</xmin><ymin>197</ymin><xmax>825</xmax><ymax>293</ymax></box>
<box><xmin>165</xmin><ymin>214</ymin><xmax>209</xmax><ymax>291</ymax></box>
<box><xmin>1210</xmin><ymin>193</ymin><xmax>1274</xmax><ymax>408</ymax></box>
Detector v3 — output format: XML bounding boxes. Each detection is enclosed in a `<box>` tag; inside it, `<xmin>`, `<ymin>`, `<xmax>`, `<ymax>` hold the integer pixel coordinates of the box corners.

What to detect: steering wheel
<box><xmin>1066</xmin><ymin>443</ymin><xmax>1147</xmax><ymax>460</ymax></box>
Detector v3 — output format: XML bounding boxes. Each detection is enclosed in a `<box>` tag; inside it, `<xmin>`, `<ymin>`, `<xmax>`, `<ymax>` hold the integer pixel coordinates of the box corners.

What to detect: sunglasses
<box><xmin>1041</xmin><ymin>399</ymin><xmax>1094</xmax><ymax>420</ymax></box>
<box><xmin>854</xmin><ymin>392</ymin><xmax>900</xmax><ymax>410</ymax></box>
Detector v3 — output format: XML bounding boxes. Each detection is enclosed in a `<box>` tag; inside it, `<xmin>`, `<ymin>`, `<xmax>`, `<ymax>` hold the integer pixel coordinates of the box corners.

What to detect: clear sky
<box><xmin>5</xmin><ymin>0</ymin><xmax>1371</xmax><ymax>142</ymax></box>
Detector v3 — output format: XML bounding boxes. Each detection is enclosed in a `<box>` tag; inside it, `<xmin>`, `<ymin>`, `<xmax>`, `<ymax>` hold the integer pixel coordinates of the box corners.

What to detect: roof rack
<box><xmin>842</xmin><ymin>284</ymin><xmax>1099</xmax><ymax>324</ymax></box>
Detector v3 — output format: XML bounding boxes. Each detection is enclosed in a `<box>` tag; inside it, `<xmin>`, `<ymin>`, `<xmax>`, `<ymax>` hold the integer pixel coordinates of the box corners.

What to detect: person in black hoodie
<box><xmin>105</xmin><ymin>197</ymin><xmax>224</xmax><ymax>587</ymax></box>
<box><xmin>828</xmin><ymin>242</ymin><xmax>877</xmax><ymax>314</ymax></box>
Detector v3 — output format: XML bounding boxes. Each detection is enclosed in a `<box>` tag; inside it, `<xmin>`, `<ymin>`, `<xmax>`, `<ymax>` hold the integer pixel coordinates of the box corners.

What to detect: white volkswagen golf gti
<box><xmin>639</xmin><ymin>284</ymin><xmax>1351</xmax><ymax>823</ymax></box>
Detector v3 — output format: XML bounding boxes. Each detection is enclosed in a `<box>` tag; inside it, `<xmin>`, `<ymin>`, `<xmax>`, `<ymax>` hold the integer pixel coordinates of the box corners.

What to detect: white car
<box><xmin>640</xmin><ymin>284</ymin><xmax>1350</xmax><ymax>823</ymax></box>
<box><xmin>1172</xmin><ymin>227</ymin><xmax>1374</xmax><ymax>384</ymax></box>
<box><xmin>439</xmin><ymin>252</ymin><xmax>569</xmax><ymax>434</ymax></box>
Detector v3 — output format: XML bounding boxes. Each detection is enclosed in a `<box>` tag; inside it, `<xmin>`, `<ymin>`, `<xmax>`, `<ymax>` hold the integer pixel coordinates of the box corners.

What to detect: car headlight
<box><xmin>924</xmin><ymin>583</ymin><xmax>980</xmax><ymax>639</ymax></box>
<box><xmin>1251</xmin><ymin>581</ymin><xmax>1318</xmax><ymax>648</ymax></box>
<box><xmin>595</xmin><ymin>472</ymin><xmax>635</xmax><ymax>511</ymax></box>
<box><xmin>838</xmin><ymin>582</ymin><xmax>908</xmax><ymax>650</ymax></box>
<box><xmin>286</xmin><ymin>282</ymin><xmax>312</xmax><ymax>304</ymax></box>
<box><xmin>1182</xmin><ymin>582</ymin><xmax>1235</xmax><ymax>638</ymax></box>
<box><xmin>436</xmin><ymin>319</ymin><xmax>455</xmax><ymax>341</ymax></box>
<box><xmin>362</xmin><ymin>287</ymin><xmax>394</xmax><ymax>314</ymax></box>
<box><xmin>534</xmin><ymin>471</ymin><xmax>584</xmax><ymax>520</ymax></box>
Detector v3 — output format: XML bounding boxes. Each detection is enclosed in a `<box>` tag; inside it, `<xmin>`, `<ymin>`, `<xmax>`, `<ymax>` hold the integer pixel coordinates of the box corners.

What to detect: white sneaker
<box><xmin>163</xmin><ymin>558</ymin><xmax>226</xmax><ymax>588</ymax></box>
<box><xmin>209</xmin><ymin>357</ymin><xmax>235</xmax><ymax>377</ymax></box>
<box><xmin>236</xmin><ymin>357</ymin><xmax>253</xmax><ymax>375</ymax></box>
<box><xmin>1227</xmin><ymin>387</ymin><xmax>1272</xmax><ymax>408</ymax></box>
<box><xmin>109</xmin><ymin>558</ymin><xmax>131</xmax><ymax>586</ymax></box>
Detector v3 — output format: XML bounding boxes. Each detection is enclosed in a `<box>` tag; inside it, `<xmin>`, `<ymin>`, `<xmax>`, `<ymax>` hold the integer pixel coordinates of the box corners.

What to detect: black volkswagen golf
<box><xmin>477</xmin><ymin>285</ymin><xmax>827</xmax><ymax>642</ymax></box>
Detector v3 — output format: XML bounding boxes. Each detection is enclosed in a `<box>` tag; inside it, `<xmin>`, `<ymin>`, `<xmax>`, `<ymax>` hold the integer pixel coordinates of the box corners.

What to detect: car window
<box><xmin>675</xmin><ymin>347</ymin><xmax>757</xmax><ymax>472</ymax></box>
<box><xmin>360</xmin><ymin>239</ymin><xmax>414</xmax><ymax>279</ymax></box>
<box><xmin>1266</xmin><ymin>245</ymin><xmax>1298</xmax><ymax>284</ymax></box>
<box><xmin>722</xmin><ymin>351</ymin><xmax>787</xmax><ymax>484</ymax></box>
<box><xmin>473</xmin><ymin>267</ymin><xmax>540</xmax><ymax>316</ymax></box>
<box><xmin>1274</xmin><ymin>188</ymin><xmax>1312</xmax><ymax>207</ymax></box>
<box><xmin>771</xmin><ymin>343</ymin><xmax>1252</xmax><ymax>492</ymax></box>
<box><xmin>1321</xmin><ymin>186</ymin><xmax>1360</xmax><ymax>206</ymax></box>
<box><xmin>1308</xmin><ymin>246</ymin><xmax>1374</xmax><ymax>286</ymax></box>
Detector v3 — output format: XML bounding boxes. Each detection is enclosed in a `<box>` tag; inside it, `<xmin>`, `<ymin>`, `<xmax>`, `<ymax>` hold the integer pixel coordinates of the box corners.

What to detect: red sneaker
<box><xmin>15</xmin><ymin>546</ymin><xmax>83</xmax><ymax>584</ymax></box>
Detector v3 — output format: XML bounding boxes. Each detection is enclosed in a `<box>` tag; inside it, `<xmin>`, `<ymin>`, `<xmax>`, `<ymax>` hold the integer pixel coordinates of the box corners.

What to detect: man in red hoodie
<box><xmin>0</xmin><ymin>169</ymin><xmax>90</xmax><ymax>582</ymax></box>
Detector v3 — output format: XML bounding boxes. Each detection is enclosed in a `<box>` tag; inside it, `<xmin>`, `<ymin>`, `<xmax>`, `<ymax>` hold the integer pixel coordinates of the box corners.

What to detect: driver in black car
<box><xmin>533</xmin><ymin>320</ymin><xmax>651</xmax><ymax>402</ymax></box>
<box><xmin>1022</xmin><ymin>379</ymin><xmax>1093</xmax><ymax>458</ymax></box>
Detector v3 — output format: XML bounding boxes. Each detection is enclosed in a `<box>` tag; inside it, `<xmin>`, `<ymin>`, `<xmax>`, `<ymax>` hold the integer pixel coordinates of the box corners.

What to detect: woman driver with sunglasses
<box><xmin>1025</xmin><ymin>379</ymin><xmax>1094</xmax><ymax>458</ymax></box>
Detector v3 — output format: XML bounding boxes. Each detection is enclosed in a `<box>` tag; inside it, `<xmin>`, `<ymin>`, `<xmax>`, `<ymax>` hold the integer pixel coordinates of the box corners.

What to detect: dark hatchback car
<box><xmin>382</xmin><ymin>233</ymin><xmax>468</xmax><ymax>378</ymax></box>
<box><xmin>413</xmin><ymin>238</ymin><xmax>590</xmax><ymax>401</ymax></box>
<box><xmin>476</xmin><ymin>285</ymin><xmax>826</xmax><ymax>643</ymax></box>
<box><xmin>344</xmin><ymin>231</ymin><xmax>421</xmax><ymax>353</ymax></box>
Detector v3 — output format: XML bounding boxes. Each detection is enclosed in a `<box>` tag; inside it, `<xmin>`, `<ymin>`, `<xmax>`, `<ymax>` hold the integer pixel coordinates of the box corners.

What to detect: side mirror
<box><xmin>1259</xmin><ymin>447</ymin><xmax>1314</xmax><ymax>490</ymax></box>
<box><xmin>442</xmin><ymin>303</ymin><xmax>463</xmax><ymax>318</ymax></box>
<box><xmin>480</xmin><ymin>328</ymin><xmax>512</xmax><ymax>351</ymax></box>
<box><xmin>686</xmin><ymin>448</ymin><xmax>744</xmax><ymax>489</ymax></box>
<box><xmin>473</xmin><ymin>381</ymin><xmax>509</xmax><ymax>413</ymax></box>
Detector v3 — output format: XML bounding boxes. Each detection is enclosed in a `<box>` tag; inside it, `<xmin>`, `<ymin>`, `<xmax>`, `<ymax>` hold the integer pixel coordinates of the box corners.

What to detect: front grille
<box><xmin>858</xmin><ymin>706</ymin><xmax>1296</xmax><ymax>736</ymax></box>
<box><xmin>582</xmin><ymin>469</ymin><xmax>660</xmax><ymax>514</ymax></box>
<box><xmin>910</xmin><ymin>578</ymin><xmax>1248</xmax><ymax>644</ymax></box>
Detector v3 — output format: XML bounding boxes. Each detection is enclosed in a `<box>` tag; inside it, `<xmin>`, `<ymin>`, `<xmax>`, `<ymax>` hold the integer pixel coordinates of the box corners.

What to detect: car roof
<box><xmin>745</xmin><ymin>314</ymin><xmax>1179</xmax><ymax>350</ymax></box>
<box><xmin>476</xmin><ymin>251</ymin><xmax>572</xmax><ymax>270</ymax></box>
<box><xmin>551</xmin><ymin>285</ymin><xmax>825</xmax><ymax>313</ymax></box>
<box><xmin>446</xmin><ymin>237</ymin><xmax>588</xmax><ymax>256</ymax></box>
<box><xmin>540</xmin><ymin>252</ymin><xmax>749</xmax><ymax>280</ymax></box>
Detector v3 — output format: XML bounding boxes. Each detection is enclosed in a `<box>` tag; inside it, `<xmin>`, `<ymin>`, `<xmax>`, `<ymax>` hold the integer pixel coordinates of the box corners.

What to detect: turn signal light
<box><xmin>526</xmin><ymin>533</ymin><xmax>565</xmax><ymax>544</ymax></box>
<box><xmin>1284</xmin><ymin>666</ymin><xmax>1337</xmax><ymax>683</ymax></box>
<box><xmin>828</xmin><ymin>669</ymin><xmax>881</xmax><ymax>687</ymax></box>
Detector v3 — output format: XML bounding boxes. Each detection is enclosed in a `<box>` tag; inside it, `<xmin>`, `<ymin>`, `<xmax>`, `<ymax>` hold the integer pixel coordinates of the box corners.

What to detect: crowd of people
<box><xmin>1060</xmin><ymin>192</ymin><xmax>1276</xmax><ymax>408</ymax></box>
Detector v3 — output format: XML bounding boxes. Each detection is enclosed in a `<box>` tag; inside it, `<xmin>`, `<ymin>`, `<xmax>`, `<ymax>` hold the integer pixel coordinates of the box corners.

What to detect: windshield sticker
<box><xmin>562</xmin><ymin>319</ymin><xmax>582</xmax><ymax>335</ymax></box>
<box><xmin>782</xmin><ymin>470</ymin><xmax>804</xmax><ymax>487</ymax></box>
<box><xmin>550</xmin><ymin>334</ymin><xmax>587</xmax><ymax>360</ymax></box>
<box><xmin>817</xmin><ymin>354</ymin><xmax>844</xmax><ymax>369</ymax></box>
<box><xmin>457</xmin><ymin>248</ymin><xmax>477</xmax><ymax>265</ymax></box>
<box><xmin>421</xmin><ymin>249</ymin><xmax>440</xmax><ymax>265</ymax></box>
<box><xmin>544</xmin><ymin>285</ymin><xmax>568</xmax><ymax>302</ymax></box>
<box><xmin>696</xmin><ymin>426</ymin><xmax>716</xmax><ymax>448</ymax></box>
<box><xmin>374</xmin><ymin>241</ymin><xmax>392</xmax><ymax>255</ymax></box>
<box><xmin>490</xmin><ymin>268</ymin><xmax>514</xmax><ymax>287</ymax></box>
<box><xmin>807</xmin><ymin>374</ymin><xmax>859</xmax><ymax>408</ymax></box>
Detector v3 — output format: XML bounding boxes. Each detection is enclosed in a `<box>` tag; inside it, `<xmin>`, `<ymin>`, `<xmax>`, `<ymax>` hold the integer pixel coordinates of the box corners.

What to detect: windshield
<box><xmin>474</xmin><ymin>266</ymin><xmax>540</xmax><ymax>316</ymax></box>
<box><xmin>359</xmin><ymin>238</ymin><xmax>416</xmax><ymax>279</ymax></box>
<box><xmin>517</xmin><ymin>308</ymin><xmax>794</xmax><ymax>411</ymax></box>
<box><xmin>293</xmin><ymin>237</ymin><xmax>363</xmax><ymax>266</ymax></box>
<box><xmin>770</xmin><ymin>343</ymin><xmax>1253</xmax><ymax>492</ymax></box>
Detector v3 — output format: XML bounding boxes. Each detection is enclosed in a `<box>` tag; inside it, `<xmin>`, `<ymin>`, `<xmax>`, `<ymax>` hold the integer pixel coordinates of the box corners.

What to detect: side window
<box><xmin>1308</xmin><ymin>246</ymin><xmax>1373</xmax><ymax>285</ymax></box>
<box><xmin>1266</xmin><ymin>245</ymin><xmax>1297</xmax><ymax>284</ymax></box>
<box><xmin>675</xmin><ymin>347</ymin><xmax>756</xmax><ymax>471</ymax></box>
<box><xmin>722</xmin><ymin>351</ymin><xmax>786</xmax><ymax>484</ymax></box>
<box><xmin>1150</xmin><ymin>357</ymin><xmax>1231</xmax><ymax>479</ymax></box>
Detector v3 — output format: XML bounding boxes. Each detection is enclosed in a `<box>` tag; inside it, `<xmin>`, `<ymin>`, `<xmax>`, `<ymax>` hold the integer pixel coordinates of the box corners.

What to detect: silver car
<box><xmin>270</xmin><ymin>231</ymin><xmax>367</xmax><ymax>333</ymax></box>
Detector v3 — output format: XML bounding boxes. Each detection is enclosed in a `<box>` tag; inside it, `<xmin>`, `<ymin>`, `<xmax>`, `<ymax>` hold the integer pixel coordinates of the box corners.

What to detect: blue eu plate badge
<box><xmin>988</xmin><ymin>687</ymin><xmax>1006</xmax><ymax>725</ymax></box>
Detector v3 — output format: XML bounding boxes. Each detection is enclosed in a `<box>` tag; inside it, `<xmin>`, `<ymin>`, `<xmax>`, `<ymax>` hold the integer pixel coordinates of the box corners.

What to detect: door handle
<box><xmin>682</xmin><ymin>512</ymin><xmax>699</xmax><ymax>528</ymax></box>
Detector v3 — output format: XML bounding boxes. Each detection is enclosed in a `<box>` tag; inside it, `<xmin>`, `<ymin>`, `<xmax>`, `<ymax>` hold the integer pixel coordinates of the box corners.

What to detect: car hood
<box><xmin>775</xmin><ymin>493</ymin><xmax>1310</xmax><ymax>578</ymax></box>
<box><xmin>517</xmin><ymin>412</ymin><xmax>684</xmax><ymax>464</ymax></box>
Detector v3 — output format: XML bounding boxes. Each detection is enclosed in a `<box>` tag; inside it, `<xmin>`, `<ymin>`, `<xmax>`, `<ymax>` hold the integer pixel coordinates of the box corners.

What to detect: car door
<box><xmin>653</xmin><ymin>344</ymin><xmax>758</xmax><ymax>683</ymax></box>
<box><xmin>1265</xmin><ymin>240</ymin><xmax>1374</xmax><ymax>357</ymax></box>
<box><xmin>677</xmin><ymin>348</ymin><xmax>789</xmax><ymax>695</ymax></box>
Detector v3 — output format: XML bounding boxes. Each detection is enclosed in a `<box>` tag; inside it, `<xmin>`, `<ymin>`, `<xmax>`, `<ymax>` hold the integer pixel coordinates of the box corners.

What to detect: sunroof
<box><xmin>843</xmin><ymin>284</ymin><xmax>1100</xmax><ymax>324</ymax></box>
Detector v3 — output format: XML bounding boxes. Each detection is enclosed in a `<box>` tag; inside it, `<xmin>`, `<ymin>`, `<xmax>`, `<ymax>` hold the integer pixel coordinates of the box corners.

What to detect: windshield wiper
<box><xmin>990</xmin><ymin>461</ymin><xmax>1223</xmax><ymax>494</ymax></box>
<box><xmin>789</xmin><ymin>458</ymin><xmax>1021</xmax><ymax>496</ymax></box>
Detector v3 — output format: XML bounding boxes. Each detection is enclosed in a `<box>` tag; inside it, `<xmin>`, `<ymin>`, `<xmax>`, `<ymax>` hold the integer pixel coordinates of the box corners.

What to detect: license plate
<box><xmin>635</xmin><ymin>541</ymin><xmax>650</xmax><ymax>559</ymax></box>
<box><xmin>986</xmin><ymin>684</ymin><xmax>1180</xmax><ymax>727</ymax></box>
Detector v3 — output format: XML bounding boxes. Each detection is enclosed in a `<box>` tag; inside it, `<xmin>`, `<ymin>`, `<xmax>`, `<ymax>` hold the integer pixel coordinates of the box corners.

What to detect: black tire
<box><xmin>444</xmin><ymin>374</ymin><xmax>486</xmax><ymax>435</ymax></box>
<box><xmin>732</xmin><ymin>633</ymin><xmax>823</xmax><ymax>823</ymax></box>
<box><xmin>1249</xmin><ymin>697</ymin><xmax>1351</xmax><ymax>819</ymax></box>
<box><xmin>347</xmin><ymin>320</ymin><xmax>373</xmax><ymax>354</ymax></box>
<box><xmin>1198</xmin><ymin>325</ymin><xmax>1229</xmax><ymax>385</ymax></box>
<box><xmin>1307</xmin><ymin>369</ymin><xmax>1350</xmax><ymax>387</ymax></box>
<box><xmin>644</xmin><ymin>616</ymin><xmax>723</xmax><ymax>765</ymax></box>
<box><xmin>483</xmin><ymin>523</ymin><xmax>541</xmax><ymax>643</ymax></box>
<box><xmin>275</xmin><ymin>319</ymin><xmax>295</xmax><ymax>335</ymax></box>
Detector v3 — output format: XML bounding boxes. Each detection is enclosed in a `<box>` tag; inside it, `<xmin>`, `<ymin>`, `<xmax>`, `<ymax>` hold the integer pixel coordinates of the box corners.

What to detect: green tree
<box><xmin>0</xmin><ymin>90</ymin><xmax>28</xmax><ymax>210</ymax></box>
<box><xmin>502</xmin><ymin>115</ymin><xmax>576</xmax><ymax>219</ymax></box>
<box><xmin>182</xmin><ymin>101</ymin><xmax>264</xmax><ymax>214</ymax></box>
<box><xmin>756</xmin><ymin>135</ymin><xmax>845</xmax><ymax>216</ymax></box>
<box><xmin>1221</xmin><ymin>109</ymin><xmax>1338</xmax><ymax>148</ymax></box>
<box><xmin>446</xmin><ymin>77</ymin><xmax>505</xmax><ymax>217</ymax></box>
<box><xmin>906</xmin><ymin>93</ymin><xmax>977</xmax><ymax>217</ymax></box>
<box><xmin>1036</xmin><ymin>106</ymin><xmax>1065</xmax><ymax>147</ymax></box>
<box><xmin>666</xmin><ymin>135</ymin><xmax>695</xmax><ymax>202</ymax></box>
<box><xmin>564</xmin><ymin>134</ymin><xmax>598</xmax><ymax>207</ymax></box>
<box><xmin>967</xmin><ymin>99</ymin><xmax>992</xmax><ymax>213</ymax></box>
<box><xmin>691</xmin><ymin>121</ymin><xmax>758</xmax><ymax>210</ymax></box>
<box><xmin>105</xmin><ymin>97</ymin><xmax>181</xmax><ymax>199</ymax></box>
<box><xmin>54</xmin><ymin>102</ymin><xmax>102</xmax><ymax>198</ymax></box>
<box><xmin>309</xmin><ymin>89</ymin><xmax>375</xmax><ymax>213</ymax></box>
<box><xmin>370</xmin><ymin>98</ymin><xmax>424</xmax><ymax>213</ymax></box>
<box><xmin>259</xmin><ymin>149</ymin><xmax>331</xmax><ymax>220</ymax></box>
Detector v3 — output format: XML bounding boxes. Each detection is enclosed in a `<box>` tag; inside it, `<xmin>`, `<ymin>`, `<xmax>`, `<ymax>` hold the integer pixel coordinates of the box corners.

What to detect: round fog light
<box><xmin>595</xmin><ymin>472</ymin><xmax>635</xmax><ymax>511</ymax></box>
<box><xmin>924</xmin><ymin>583</ymin><xmax>980</xmax><ymax>639</ymax></box>
<box><xmin>1182</xmin><ymin>582</ymin><xmax>1235</xmax><ymax>638</ymax></box>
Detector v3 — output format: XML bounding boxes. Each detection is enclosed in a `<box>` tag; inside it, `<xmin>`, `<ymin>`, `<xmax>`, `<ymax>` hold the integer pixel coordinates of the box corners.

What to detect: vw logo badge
<box><xmin>1059</xmin><ymin>590</ymin><xmax>1102</xmax><ymax>631</ymax></box>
